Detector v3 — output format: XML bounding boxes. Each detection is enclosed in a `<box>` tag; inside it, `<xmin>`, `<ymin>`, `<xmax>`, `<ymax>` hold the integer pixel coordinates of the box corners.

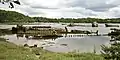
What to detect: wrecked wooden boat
<box><xmin>105</xmin><ymin>24</ymin><xmax>119</xmax><ymax>27</ymax></box>
<box><xmin>70</xmin><ymin>30</ymin><xmax>99</xmax><ymax>35</ymax></box>
<box><xmin>18</xmin><ymin>28</ymin><xmax>63</xmax><ymax>39</ymax></box>
<box><xmin>67</xmin><ymin>23</ymin><xmax>77</xmax><ymax>27</ymax></box>
<box><xmin>108</xmin><ymin>31</ymin><xmax>120</xmax><ymax>36</ymax></box>
<box><xmin>32</xmin><ymin>26</ymin><xmax>51</xmax><ymax>28</ymax></box>
<box><xmin>67</xmin><ymin>23</ymin><xmax>91</xmax><ymax>27</ymax></box>
<box><xmin>92</xmin><ymin>22</ymin><xmax>98</xmax><ymax>27</ymax></box>
<box><xmin>67</xmin><ymin>22</ymin><xmax>98</xmax><ymax>27</ymax></box>
<box><xmin>12</xmin><ymin>24</ymin><xmax>64</xmax><ymax>39</ymax></box>
<box><xmin>70</xmin><ymin>30</ymin><xmax>91</xmax><ymax>34</ymax></box>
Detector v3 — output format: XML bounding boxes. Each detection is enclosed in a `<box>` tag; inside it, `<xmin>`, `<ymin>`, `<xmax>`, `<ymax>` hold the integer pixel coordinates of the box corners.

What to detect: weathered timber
<box><xmin>105</xmin><ymin>24</ymin><xmax>119</xmax><ymax>27</ymax></box>
<box><xmin>92</xmin><ymin>22</ymin><xmax>98</xmax><ymax>27</ymax></box>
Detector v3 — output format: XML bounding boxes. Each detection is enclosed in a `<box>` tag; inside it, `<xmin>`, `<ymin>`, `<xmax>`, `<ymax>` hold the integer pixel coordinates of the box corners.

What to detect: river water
<box><xmin>1</xmin><ymin>23</ymin><xmax>119</xmax><ymax>53</ymax></box>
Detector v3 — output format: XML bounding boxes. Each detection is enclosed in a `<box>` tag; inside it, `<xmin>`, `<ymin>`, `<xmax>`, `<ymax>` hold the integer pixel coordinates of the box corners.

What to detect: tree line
<box><xmin>1</xmin><ymin>9</ymin><xmax>120</xmax><ymax>23</ymax></box>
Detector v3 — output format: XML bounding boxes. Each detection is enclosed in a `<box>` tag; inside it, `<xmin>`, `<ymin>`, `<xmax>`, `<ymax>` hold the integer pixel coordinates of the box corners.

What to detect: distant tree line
<box><xmin>32</xmin><ymin>17</ymin><xmax>120</xmax><ymax>23</ymax></box>
<box><xmin>0</xmin><ymin>9</ymin><xmax>120</xmax><ymax>23</ymax></box>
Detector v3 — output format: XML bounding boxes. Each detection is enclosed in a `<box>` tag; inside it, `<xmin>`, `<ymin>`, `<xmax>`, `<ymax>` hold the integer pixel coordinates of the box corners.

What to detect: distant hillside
<box><xmin>0</xmin><ymin>9</ymin><xmax>34</xmax><ymax>23</ymax></box>
<box><xmin>0</xmin><ymin>9</ymin><xmax>120</xmax><ymax>23</ymax></box>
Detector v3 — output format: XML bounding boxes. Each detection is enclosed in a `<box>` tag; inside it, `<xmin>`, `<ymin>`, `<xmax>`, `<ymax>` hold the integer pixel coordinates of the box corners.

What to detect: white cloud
<box><xmin>0</xmin><ymin>0</ymin><xmax>120</xmax><ymax>18</ymax></box>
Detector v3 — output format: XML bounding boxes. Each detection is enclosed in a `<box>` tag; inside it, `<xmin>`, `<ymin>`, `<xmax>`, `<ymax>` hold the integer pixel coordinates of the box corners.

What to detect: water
<box><xmin>1</xmin><ymin>23</ymin><xmax>119</xmax><ymax>53</ymax></box>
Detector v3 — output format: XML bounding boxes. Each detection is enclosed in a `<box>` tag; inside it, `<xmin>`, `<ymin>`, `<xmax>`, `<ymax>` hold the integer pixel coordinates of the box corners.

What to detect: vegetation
<box><xmin>1</xmin><ymin>8</ymin><xmax>120</xmax><ymax>60</ymax></box>
<box><xmin>1</xmin><ymin>9</ymin><xmax>120</xmax><ymax>23</ymax></box>
<box><xmin>0</xmin><ymin>38</ymin><xmax>39</xmax><ymax>60</ymax></box>
<box><xmin>0</xmin><ymin>0</ymin><xmax>21</xmax><ymax>8</ymax></box>
<box><xmin>0</xmin><ymin>38</ymin><xmax>105</xmax><ymax>60</ymax></box>
<box><xmin>0</xmin><ymin>9</ymin><xmax>34</xmax><ymax>23</ymax></box>
<box><xmin>33</xmin><ymin>48</ymin><xmax>105</xmax><ymax>60</ymax></box>
<box><xmin>0</xmin><ymin>28</ymin><xmax>105</xmax><ymax>60</ymax></box>
<box><xmin>101</xmin><ymin>29</ymin><xmax>120</xmax><ymax>60</ymax></box>
<box><xmin>32</xmin><ymin>17</ymin><xmax>120</xmax><ymax>23</ymax></box>
<box><xmin>101</xmin><ymin>43</ymin><xmax>120</xmax><ymax>60</ymax></box>
<box><xmin>0</xmin><ymin>29</ymin><xmax>104</xmax><ymax>60</ymax></box>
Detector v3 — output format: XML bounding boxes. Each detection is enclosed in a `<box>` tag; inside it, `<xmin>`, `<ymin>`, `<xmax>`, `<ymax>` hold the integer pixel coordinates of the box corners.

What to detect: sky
<box><xmin>0</xmin><ymin>0</ymin><xmax>120</xmax><ymax>18</ymax></box>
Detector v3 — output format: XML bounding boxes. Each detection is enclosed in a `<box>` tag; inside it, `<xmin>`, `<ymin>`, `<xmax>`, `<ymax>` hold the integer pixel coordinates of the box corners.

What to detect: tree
<box><xmin>0</xmin><ymin>0</ymin><xmax>20</xmax><ymax>8</ymax></box>
<box><xmin>101</xmin><ymin>29</ymin><xmax>120</xmax><ymax>60</ymax></box>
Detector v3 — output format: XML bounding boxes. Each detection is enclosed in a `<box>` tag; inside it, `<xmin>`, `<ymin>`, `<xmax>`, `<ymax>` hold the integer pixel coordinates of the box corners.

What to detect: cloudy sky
<box><xmin>0</xmin><ymin>0</ymin><xmax>120</xmax><ymax>18</ymax></box>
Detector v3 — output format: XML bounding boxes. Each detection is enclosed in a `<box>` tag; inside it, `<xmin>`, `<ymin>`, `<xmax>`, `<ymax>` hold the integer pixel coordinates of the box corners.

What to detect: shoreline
<box><xmin>1</xmin><ymin>22</ymin><xmax>120</xmax><ymax>25</ymax></box>
<box><xmin>0</xmin><ymin>37</ymin><xmax>105</xmax><ymax>60</ymax></box>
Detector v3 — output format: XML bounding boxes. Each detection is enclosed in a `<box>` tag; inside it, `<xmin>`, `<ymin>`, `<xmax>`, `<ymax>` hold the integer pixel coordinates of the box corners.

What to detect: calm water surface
<box><xmin>1</xmin><ymin>23</ymin><xmax>119</xmax><ymax>53</ymax></box>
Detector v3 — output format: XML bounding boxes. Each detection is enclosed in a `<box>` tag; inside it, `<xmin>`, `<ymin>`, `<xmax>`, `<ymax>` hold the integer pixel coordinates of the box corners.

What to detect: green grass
<box><xmin>32</xmin><ymin>48</ymin><xmax>105</xmax><ymax>60</ymax></box>
<box><xmin>0</xmin><ymin>38</ymin><xmax>105</xmax><ymax>60</ymax></box>
<box><xmin>0</xmin><ymin>38</ymin><xmax>39</xmax><ymax>60</ymax></box>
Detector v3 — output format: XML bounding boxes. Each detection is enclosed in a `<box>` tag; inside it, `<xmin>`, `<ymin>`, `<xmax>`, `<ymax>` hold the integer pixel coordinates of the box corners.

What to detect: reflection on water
<box><xmin>0</xmin><ymin>23</ymin><xmax>118</xmax><ymax>53</ymax></box>
<box><xmin>16</xmin><ymin>34</ymin><xmax>60</xmax><ymax>40</ymax></box>
<box><xmin>1</xmin><ymin>33</ymin><xmax>110</xmax><ymax>53</ymax></box>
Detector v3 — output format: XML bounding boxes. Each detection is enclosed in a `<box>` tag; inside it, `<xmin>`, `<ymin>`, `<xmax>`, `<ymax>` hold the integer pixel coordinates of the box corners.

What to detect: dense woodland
<box><xmin>0</xmin><ymin>9</ymin><xmax>120</xmax><ymax>23</ymax></box>
<box><xmin>0</xmin><ymin>10</ymin><xmax>34</xmax><ymax>22</ymax></box>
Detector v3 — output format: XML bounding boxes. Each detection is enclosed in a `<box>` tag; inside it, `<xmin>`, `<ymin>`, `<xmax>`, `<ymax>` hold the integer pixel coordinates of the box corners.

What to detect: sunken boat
<box><xmin>105</xmin><ymin>24</ymin><xmax>119</xmax><ymax>27</ymax></box>
<box><xmin>12</xmin><ymin>25</ymin><xmax>64</xmax><ymax>39</ymax></box>
<box><xmin>67</xmin><ymin>22</ymin><xmax>98</xmax><ymax>27</ymax></box>
<box><xmin>92</xmin><ymin>22</ymin><xmax>98</xmax><ymax>27</ymax></box>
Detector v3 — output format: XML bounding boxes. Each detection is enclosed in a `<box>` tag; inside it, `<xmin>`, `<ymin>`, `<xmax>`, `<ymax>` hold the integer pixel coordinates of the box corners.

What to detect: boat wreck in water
<box><xmin>105</xmin><ymin>24</ymin><xmax>119</xmax><ymax>27</ymax></box>
<box><xmin>12</xmin><ymin>24</ymin><xmax>65</xmax><ymax>39</ymax></box>
<box><xmin>70</xmin><ymin>30</ymin><xmax>99</xmax><ymax>35</ymax></box>
<box><xmin>67</xmin><ymin>22</ymin><xmax>98</xmax><ymax>27</ymax></box>
<box><xmin>92</xmin><ymin>22</ymin><xmax>98</xmax><ymax>27</ymax></box>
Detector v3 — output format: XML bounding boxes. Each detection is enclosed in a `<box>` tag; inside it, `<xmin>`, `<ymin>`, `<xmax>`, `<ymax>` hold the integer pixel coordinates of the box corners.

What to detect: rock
<box><xmin>24</xmin><ymin>44</ymin><xmax>29</xmax><ymax>47</ymax></box>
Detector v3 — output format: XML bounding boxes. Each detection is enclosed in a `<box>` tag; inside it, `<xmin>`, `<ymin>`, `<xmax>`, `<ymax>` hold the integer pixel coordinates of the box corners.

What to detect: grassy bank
<box><xmin>0</xmin><ymin>29</ymin><xmax>105</xmax><ymax>60</ymax></box>
<box><xmin>0</xmin><ymin>38</ymin><xmax>105</xmax><ymax>60</ymax></box>
<box><xmin>33</xmin><ymin>48</ymin><xmax>105</xmax><ymax>60</ymax></box>
<box><xmin>0</xmin><ymin>38</ymin><xmax>39</xmax><ymax>60</ymax></box>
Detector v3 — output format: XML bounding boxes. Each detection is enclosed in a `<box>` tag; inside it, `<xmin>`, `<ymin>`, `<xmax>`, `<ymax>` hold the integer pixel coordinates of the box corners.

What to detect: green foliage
<box><xmin>0</xmin><ymin>0</ymin><xmax>20</xmax><ymax>8</ymax></box>
<box><xmin>101</xmin><ymin>43</ymin><xmax>120</xmax><ymax>60</ymax></box>
<box><xmin>102</xmin><ymin>29</ymin><xmax>120</xmax><ymax>60</ymax></box>
<box><xmin>0</xmin><ymin>38</ymin><xmax>104</xmax><ymax>60</ymax></box>
<box><xmin>0</xmin><ymin>40</ymin><xmax>39</xmax><ymax>60</ymax></box>
<box><xmin>33</xmin><ymin>48</ymin><xmax>105</xmax><ymax>60</ymax></box>
<box><xmin>1</xmin><ymin>9</ymin><xmax>120</xmax><ymax>23</ymax></box>
<box><xmin>0</xmin><ymin>38</ymin><xmax>6</xmax><ymax>41</ymax></box>
<box><xmin>32</xmin><ymin>17</ymin><xmax>120</xmax><ymax>23</ymax></box>
<box><xmin>102</xmin><ymin>44</ymin><xmax>119</xmax><ymax>60</ymax></box>
<box><xmin>0</xmin><ymin>9</ymin><xmax>34</xmax><ymax>23</ymax></box>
